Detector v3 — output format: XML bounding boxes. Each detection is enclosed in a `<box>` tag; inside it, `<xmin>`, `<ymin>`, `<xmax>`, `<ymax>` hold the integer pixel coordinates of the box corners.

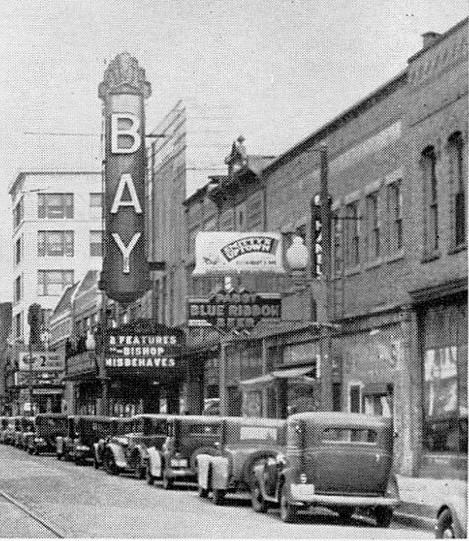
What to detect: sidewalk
<box><xmin>394</xmin><ymin>475</ymin><xmax>467</xmax><ymax>531</ymax></box>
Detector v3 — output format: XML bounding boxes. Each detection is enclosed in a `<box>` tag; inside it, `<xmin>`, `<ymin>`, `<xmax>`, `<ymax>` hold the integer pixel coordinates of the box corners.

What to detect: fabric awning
<box><xmin>240</xmin><ymin>366</ymin><xmax>316</xmax><ymax>389</ymax></box>
<box><xmin>271</xmin><ymin>366</ymin><xmax>315</xmax><ymax>379</ymax></box>
<box><xmin>362</xmin><ymin>382</ymin><xmax>392</xmax><ymax>396</ymax></box>
<box><xmin>239</xmin><ymin>373</ymin><xmax>275</xmax><ymax>388</ymax></box>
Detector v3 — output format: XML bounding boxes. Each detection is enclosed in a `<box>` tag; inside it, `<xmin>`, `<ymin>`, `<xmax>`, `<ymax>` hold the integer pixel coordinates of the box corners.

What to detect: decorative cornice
<box><xmin>99</xmin><ymin>52</ymin><xmax>151</xmax><ymax>100</ymax></box>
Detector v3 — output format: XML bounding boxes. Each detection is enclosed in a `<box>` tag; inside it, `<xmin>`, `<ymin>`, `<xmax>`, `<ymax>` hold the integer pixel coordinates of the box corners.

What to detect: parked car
<box><xmin>0</xmin><ymin>416</ymin><xmax>9</xmax><ymax>443</ymax></box>
<box><xmin>15</xmin><ymin>416</ymin><xmax>35</xmax><ymax>449</ymax></box>
<box><xmin>250</xmin><ymin>412</ymin><xmax>400</xmax><ymax>526</ymax></box>
<box><xmin>435</xmin><ymin>489</ymin><xmax>467</xmax><ymax>538</ymax></box>
<box><xmin>93</xmin><ymin>417</ymin><xmax>133</xmax><ymax>469</ymax></box>
<box><xmin>104</xmin><ymin>414</ymin><xmax>171</xmax><ymax>478</ymax></box>
<box><xmin>147</xmin><ymin>415</ymin><xmax>223</xmax><ymax>489</ymax></box>
<box><xmin>197</xmin><ymin>417</ymin><xmax>287</xmax><ymax>505</ymax></box>
<box><xmin>56</xmin><ymin>416</ymin><xmax>78</xmax><ymax>460</ymax></box>
<box><xmin>25</xmin><ymin>414</ymin><xmax>68</xmax><ymax>455</ymax></box>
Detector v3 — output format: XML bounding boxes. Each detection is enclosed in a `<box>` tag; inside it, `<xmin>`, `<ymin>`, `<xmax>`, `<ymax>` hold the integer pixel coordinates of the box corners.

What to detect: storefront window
<box><xmin>422</xmin><ymin>301</ymin><xmax>467</xmax><ymax>454</ymax></box>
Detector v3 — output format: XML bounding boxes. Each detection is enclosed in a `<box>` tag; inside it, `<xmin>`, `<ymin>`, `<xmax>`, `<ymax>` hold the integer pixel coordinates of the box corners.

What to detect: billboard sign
<box><xmin>18</xmin><ymin>351</ymin><xmax>64</xmax><ymax>372</ymax></box>
<box><xmin>188</xmin><ymin>289</ymin><xmax>281</xmax><ymax>331</ymax></box>
<box><xmin>105</xmin><ymin>327</ymin><xmax>184</xmax><ymax>375</ymax></box>
<box><xmin>193</xmin><ymin>232</ymin><xmax>286</xmax><ymax>276</ymax></box>
<box><xmin>15</xmin><ymin>371</ymin><xmax>62</xmax><ymax>387</ymax></box>
<box><xmin>98</xmin><ymin>52</ymin><xmax>151</xmax><ymax>304</ymax></box>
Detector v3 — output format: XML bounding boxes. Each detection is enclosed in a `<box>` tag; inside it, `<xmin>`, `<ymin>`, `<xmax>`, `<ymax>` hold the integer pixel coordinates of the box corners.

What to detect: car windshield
<box><xmin>322</xmin><ymin>427</ymin><xmax>378</xmax><ymax>444</ymax></box>
<box><xmin>37</xmin><ymin>418</ymin><xmax>67</xmax><ymax>433</ymax></box>
<box><xmin>143</xmin><ymin>418</ymin><xmax>167</xmax><ymax>435</ymax></box>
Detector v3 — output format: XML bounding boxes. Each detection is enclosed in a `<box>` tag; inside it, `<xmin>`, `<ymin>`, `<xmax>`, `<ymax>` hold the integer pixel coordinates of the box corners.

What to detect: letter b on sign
<box><xmin>111</xmin><ymin>113</ymin><xmax>141</xmax><ymax>154</ymax></box>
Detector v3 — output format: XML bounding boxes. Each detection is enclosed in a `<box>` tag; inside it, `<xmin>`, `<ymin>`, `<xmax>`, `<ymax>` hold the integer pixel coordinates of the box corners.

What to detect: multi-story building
<box><xmin>0</xmin><ymin>302</ymin><xmax>12</xmax><ymax>414</ymax></box>
<box><xmin>8</xmin><ymin>170</ymin><xmax>103</xmax><ymax>413</ymax></box>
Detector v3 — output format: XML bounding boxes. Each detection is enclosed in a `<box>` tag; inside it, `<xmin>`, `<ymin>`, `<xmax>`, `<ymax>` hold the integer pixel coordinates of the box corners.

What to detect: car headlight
<box><xmin>76</xmin><ymin>445</ymin><xmax>90</xmax><ymax>451</ymax></box>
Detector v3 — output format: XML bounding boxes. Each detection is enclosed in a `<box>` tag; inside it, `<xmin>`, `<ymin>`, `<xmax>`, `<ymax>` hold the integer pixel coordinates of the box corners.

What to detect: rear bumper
<box><xmin>290</xmin><ymin>484</ymin><xmax>400</xmax><ymax>508</ymax></box>
<box><xmin>166</xmin><ymin>467</ymin><xmax>195</xmax><ymax>479</ymax></box>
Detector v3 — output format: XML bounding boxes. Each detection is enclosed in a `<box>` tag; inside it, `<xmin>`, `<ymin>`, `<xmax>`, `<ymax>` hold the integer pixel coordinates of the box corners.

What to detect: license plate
<box><xmin>170</xmin><ymin>458</ymin><xmax>188</xmax><ymax>467</ymax></box>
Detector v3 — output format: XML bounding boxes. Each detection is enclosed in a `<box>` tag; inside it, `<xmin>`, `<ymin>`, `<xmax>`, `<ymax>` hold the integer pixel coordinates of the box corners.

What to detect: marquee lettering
<box><xmin>111</xmin><ymin>113</ymin><xmax>142</xmax><ymax>154</ymax></box>
<box><xmin>112</xmin><ymin>232</ymin><xmax>141</xmax><ymax>274</ymax></box>
<box><xmin>110</xmin><ymin>173</ymin><xmax>142</xmax><ymax>214</ymax></box>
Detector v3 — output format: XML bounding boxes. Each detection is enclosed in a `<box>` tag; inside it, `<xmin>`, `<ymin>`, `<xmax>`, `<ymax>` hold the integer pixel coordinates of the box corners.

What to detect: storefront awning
<box><xmin>240</xmin><ymin>366</ymin><xmax>316</xmax><ymax>389</ymax></box>
<box><xmin>362</xmin><ymin>382</ymin><xmax>392</xmax><ymax>396</ymax></box>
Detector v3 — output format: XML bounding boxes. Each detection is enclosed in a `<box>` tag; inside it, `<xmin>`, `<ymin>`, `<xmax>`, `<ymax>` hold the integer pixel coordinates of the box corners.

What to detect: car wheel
<box><xmin>105</xmin><ymin>454</ymin><xmax>119</xmax><ymax>476</ymax></box>
<box><xmin>137</xmin><ymin>466</ymin><xmax>146</xmax><ymax>480</ymax></box>
<box><xmin>93</xmin><ymin>457</ymin><xmax>99</xmax><ymax>469</ymax></box>
<box><xmin>212</xmin><ymin>488</ymin><xmax>225</xmax><ymax>506</ymax></box>
<box><xmin>338</xmin><ymin>507</ymin><xmax>354</xmax><ymax>523</ymax></box>
<box><xmin>375</xmin><ymin>506</ymin><xmax>393</xmax><ymax>528</ymax></box>
<box><xmin>251</xmin><ymin>479</ymin><xmax>268</xmax><ymax>513</ymax></box>
<box><xmin>146</xmin><ymin>465</ymin><xmax>155</xmax><ymax>486</ymax></box>
<box><xmin>198</xmin><ymin>485</ymin><xmax>209</xmax><ymax>498</ymax></box>
<box><xmin>56</xmin><ymin>452</ymin><xmax>62</xmax><ymax>461</ymax></box>
<box><xmin>279</xmin><ymin>484</ymin><xmax>297</xmax><ymax>523</ymax></box>
<box><xmin>436</xmin><ymin>509</ymin><xmax>455</xmax><ymax>539</ymax></box>
<box><xmin>162</xmin><ymin>473</ymin><xmax>173</xmax><ymax>490</ymax></box>
<box><xmin>27</xmin><ymin>447</ymin><xmax>33</xmax><ymax>455</ymax></box>
<box><xmin>34</xmin><ymin>449</ymin><xmax>40</xmax><ymax>456</ymax></box>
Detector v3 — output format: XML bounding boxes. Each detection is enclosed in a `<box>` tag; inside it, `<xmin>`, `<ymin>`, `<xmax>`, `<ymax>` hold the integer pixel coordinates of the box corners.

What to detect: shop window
<box><xmin>38</xmin><ymin>193</ymin><xmax>74</xmax><ymax>219</ymax></box>
<box><xmin>421</xmin><ymin>146</ymin><xmax>439</xmax><ymax>256</ymax></box>
<box><xmin>448</xmin><ymin>132</ymin><xmax>466</xmax><ymax>248</ymax></box>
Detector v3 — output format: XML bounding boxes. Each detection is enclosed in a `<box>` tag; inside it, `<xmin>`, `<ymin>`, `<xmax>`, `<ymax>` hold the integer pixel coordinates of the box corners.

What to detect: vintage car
<box><xmin>435</xmin><ymin>488</ymin><xmax>467</xmax><ymax>539</ymax></box>
<box><xmin>250</xmin><ymin>412</ymin><xmax>400</xmax><ymax>527</ymax></box>
<box><xmin>3</xmin><ymin>416</ymin><xmax>21</xmax><ymax>445</ymax></box>
<box><xmin>103</xmin><ymin>414</ymin><xmax>171</xmax><ymax>478</ymax></box>
<box><xmin>197</xmin><ymin>417</ymin><xmax>287</xmax><ymax>505</ymax></box>
<box><xmin>14</xmin><ymin>416</ymin><xmax>35</xmax><ymax>449</ymax></box>
<box><xmin>0</xmin><ymin>416</ymin><xmax>9</xmax><ymax>443</ymax></box>
<box><xmin>56</xmin><ymin>416</ymin><xmax>78</xmax><ymax>460</ymax></box>
<box><xmin>93</xmin><ymin>417</ymin><xmax>133</xmax><ymax>469</ymax></box>
<box><xmin>146</xmin><ymin>415</ymin><xmax>223</xmax><ymax>489</ymax></box>
<box><xmin>25</xmin><ymin>414</ymin><xmax>68</xmax><ymax>455</ymax></box>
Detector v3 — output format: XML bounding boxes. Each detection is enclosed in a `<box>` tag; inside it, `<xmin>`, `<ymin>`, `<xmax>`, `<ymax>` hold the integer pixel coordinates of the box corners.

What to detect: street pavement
<box><xmin>0</xmin><ymin>444</ymin><xmax>432</xmax><ymax>539</ymax></box>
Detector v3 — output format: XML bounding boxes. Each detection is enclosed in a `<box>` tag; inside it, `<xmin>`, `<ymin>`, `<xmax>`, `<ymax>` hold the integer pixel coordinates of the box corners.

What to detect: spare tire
<box><xmin>189</xmin><ymin>446</ymin><xmax>219</xmax><ymax>472</ymax></box>
<box><xmin>241</xmin><ymin>451</ymin><xmax>277</xmax><ymax>486</ymax></box>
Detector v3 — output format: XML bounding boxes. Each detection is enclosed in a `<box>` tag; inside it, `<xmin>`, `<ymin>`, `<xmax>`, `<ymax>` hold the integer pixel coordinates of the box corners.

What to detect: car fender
<box><xmin>190</xmin><ymin>446</ymin><xmax>219</xmax><ymax>473</ymax></box>
<box><xmin>437</xmin><ymin>503</ymin><xmax>465</xmax><ymax>538</ymax></box>
<box><xmin>197</xmin><ymin>454</ymin><xmax>214</xmax><ymax>490</ymax></box>
<box><xmin>56</xmin><ymin>436</ymin><xmax>64</xmax><ymax>454</ymax></box>
<box><xmin>253</xmin><ymin>462</ymin><xmax>270</xmax><ymax>498</ymax></box>
<box><xmin>241</xmin><ymin>450</ymin><xmax>280</xmax><ymax>486</ymax></box>
<box><xmin>147</xmin><ymin>447</ymin><xmax>163</xmax><ymax>478</ymax></box>
<box><xmin>209</xmin><ymin>456</ymin><xmax>230</xmax><ymax>490</ymax></box>
<box><xmin>106</xmin><ymin>442</ymin><xmax>128</xmax><ymax>469</ymax></box>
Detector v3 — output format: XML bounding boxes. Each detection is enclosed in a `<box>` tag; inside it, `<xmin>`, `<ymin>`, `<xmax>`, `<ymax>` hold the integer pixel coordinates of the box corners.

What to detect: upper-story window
<box><xmin>15</xmin><ymin>312</ymin><xmax>22</xmax><ymax>339</ymax></box>
<box><xmin>37</xmin><ymin>270</ymin><xmax>74</xmax><ymax>296</ymax></box>
<box><xmin>90</xmin><ymin>230</ymin><xmax>103</xmax><ymax>257</ymax></box>
<box><xmin>38</xmin><ymin>231</ymin><xmax>74</xmax><ymax>257</ymax></box>
<box><xmin>345</xmin><ymin>201</ymin><xmax>360</xmax><ymax>267</ymax></box>
<box><xmin>15</xmin><ymin>237</ymin><xmax>22</xmax><ymax>265</ymax></box>
<box><xmin>388</xmin><ymin>180</ymin><xmax>403</xmax><ymax>252</ymax></box>
<box><xmin>366</xmin><ymin>192</ymin><xmax>380</xmax><ymax>260</ymax></box>
<box><xmin>421</xmin><ymin>146</ymin><xmax>439</xmax><ymax>255</ymax></box>
<box><xmin>13</xmin><ymin>197</ymin><xmax>24</xmax><ymax>229</ymax></box>
<box><xmin>90</xmin><ymin>193</ymin><xmax>103</xmax><ymax>219</ymax></box>
<box><xmin>15</xmin><ymin>275</ymin><xmax>22</xmax><ymax>303</ymax></box>
<box><xmin>38</xmin><ymin>193</ymin><xmax>74</xmax><ymax>219</ymax></box>
<box><xmin>448</xmin><ymin>132</ymin><xmax>466</xmax><ymax>248</ymax></box>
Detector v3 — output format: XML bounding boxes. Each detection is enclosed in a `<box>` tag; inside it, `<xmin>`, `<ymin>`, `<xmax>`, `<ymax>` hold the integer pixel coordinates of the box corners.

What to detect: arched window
<box><xmin>448</xmin><ymin>132</ymin><xmax>466</xmax><ymax>248</ymax></box>
<box><xmin>421</xmin><ymin>146</ymin><xmax>439</xmax><ymax>254</ymax></box>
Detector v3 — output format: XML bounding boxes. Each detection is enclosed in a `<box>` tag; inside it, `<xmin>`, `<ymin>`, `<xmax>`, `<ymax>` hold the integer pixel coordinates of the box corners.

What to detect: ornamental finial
<box><xmin>99</xmin><ymin>52</ymin><xmax>151</xmax><ymax>100</ymax></box>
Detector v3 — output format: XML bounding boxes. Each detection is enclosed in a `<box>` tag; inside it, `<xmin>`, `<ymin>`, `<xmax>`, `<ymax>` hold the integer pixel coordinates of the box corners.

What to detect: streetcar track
<box><xmin>0</xmin><ymin>489</ymin><xmax>66</xmax><ymax>538</ymax></box>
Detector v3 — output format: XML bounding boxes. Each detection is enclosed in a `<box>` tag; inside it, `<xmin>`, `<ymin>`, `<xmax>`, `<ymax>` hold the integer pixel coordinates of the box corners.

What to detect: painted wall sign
<box><xmin>193</xmin><ymin>232</ymin><xmax>286</xmax><ymax>275</ymax></box>
<box><xmin>18</xmin><ymin>351</ymin><xmax>64</xmax><ymax>372</ymax></box>
<box><xmin>187</xmin><ymin>289</ymin><xmax>281</xmax><ymax>331</ymax></box>
<box><xmin>98</xmin><ymin>53</ymin><xmax>151</xmax><ymax>304</ymax></box>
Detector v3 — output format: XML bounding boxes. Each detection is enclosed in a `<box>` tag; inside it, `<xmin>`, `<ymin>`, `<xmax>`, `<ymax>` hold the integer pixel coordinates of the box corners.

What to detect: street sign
<box><xmin>18</xmin><ymin>351</ymin><xmax>64</xmax><ymax>371</ymax></box>
<box><xmin>187</xmin><ymin>289</ymin><xmax>282</xmax><ymax>331</ymax></box>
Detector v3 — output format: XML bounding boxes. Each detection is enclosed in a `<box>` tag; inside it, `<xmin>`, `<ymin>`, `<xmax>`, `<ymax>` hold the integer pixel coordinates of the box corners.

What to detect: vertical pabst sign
<box><xmin>98</xmin><ymin>53</ymin><xmax>151</xmax><ymax>304</ymax></box>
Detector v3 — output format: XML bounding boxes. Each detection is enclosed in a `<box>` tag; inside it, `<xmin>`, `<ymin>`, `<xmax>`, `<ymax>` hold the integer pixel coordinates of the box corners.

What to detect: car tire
<box><xmin>338</xmin><ymin>507</ymin><xmax>354</xmax><ymax>523</ymax></box>
<box><xmin>251</xmin><ymin>479</ymin><xmax>268</xmax><ymax>513</ymax></box>
<box><xmin>105</xmin><ymin>454</ymin><xmax>119</xmax><ymax>476</ymax></box>
<box><xmin>375</xmin><ymin>506</ymin><xmax>393</xmax><ymax>528</ymax></box>
<box><xmin>198</xmin><ymin>486</ymin><xmax>209</xmax><ymax>498</ymax></box>
<box><xmin>279</xmin><ymin>484</ymin><xmax>297</xmax><ymax>523</ymax></box>
<box><xmin>56</xmin><ymin>452</ymin><xmax>62</xmax><ymax>461</ymax></box>
<box><xmin>212</xmin><ymin>488</ymin><xmax>226</xmax><ymax>506</ymax></box>
<box><xmin>162</xmin><ymin>473</ymin><xmax>173</xmax><ymax>490</ymax></box>
<box><xmin>93</xmin><ymin>457</ymin><xmax>100</xmax><ymax>469</ymax></box>
<box><xmin>436</xmin><ymin>509</ymin><xmax>454</xmax><ymax>539</ymax></box>
<box><xmin>146</xmin><ymin>465</ymin><xmax>155</xmax><ymax>486</ymax></box>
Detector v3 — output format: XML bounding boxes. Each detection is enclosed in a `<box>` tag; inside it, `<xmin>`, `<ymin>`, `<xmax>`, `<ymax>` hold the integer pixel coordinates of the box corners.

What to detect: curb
<box><xmin>394</xmin><ymin>510</ymin><xmax>435</xmax><ymax>531</ymax></box>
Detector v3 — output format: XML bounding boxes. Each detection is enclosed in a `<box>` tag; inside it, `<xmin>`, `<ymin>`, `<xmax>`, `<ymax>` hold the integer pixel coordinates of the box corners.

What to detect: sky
<box><xmin>0</xmin><ymin>0</ymin><xmax>467</xmax><ymax>301</ymax></box>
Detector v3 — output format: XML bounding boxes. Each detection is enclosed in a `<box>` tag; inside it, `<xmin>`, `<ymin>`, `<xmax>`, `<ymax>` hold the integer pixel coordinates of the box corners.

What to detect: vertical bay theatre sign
<box><xmin>98</xmin><ymin>53</ymin><xmax>151</xmax><ymax>304</ymax></box>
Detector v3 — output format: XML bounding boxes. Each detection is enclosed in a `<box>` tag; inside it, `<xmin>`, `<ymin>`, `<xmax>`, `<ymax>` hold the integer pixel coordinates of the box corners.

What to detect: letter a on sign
<box><xmin>111</xmin><ymin>174</ymin><xmax>142</xmax><ymax>214</ymax></box>
<box><xmin>112</xmin><ymin>232</ymin><xmax>141</xmax><ymax>273</ymax></box>
<box><xmin>111</xmin><ymin>113</ymin><xmax>141</xmax><ymax>154</ymax></box>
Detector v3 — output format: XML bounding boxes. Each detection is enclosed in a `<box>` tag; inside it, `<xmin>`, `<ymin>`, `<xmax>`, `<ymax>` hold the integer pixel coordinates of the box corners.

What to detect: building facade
<box><xmin>8</xmin><ymin>170</ymin><xmax>103</xmax><ymax>413</ymax></box>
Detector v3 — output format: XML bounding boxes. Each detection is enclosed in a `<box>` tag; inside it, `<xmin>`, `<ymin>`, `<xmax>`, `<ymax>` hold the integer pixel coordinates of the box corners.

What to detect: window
<box><xmin>15</xmin><ymin>312</ymin><xmax>22</xmax><ymax>339</ymax></box>
<box><xmin>15</xmin><ymin>275</ymin><xmax>22</xmax><ymax>303</ymax></box>
<box><xmin>388</xmin><ymin>181</ymin><xmax>403</xmax><ymax>252</ymax></box>
<box><xmin>38</xmin><ymin>193</ymin><xmax>73</xmax><ymax>219</ymax></box>
<box><xmin>349</xmin><ymin>384</ymin><xmax>362</xmax><ymax>413</ymax></box>
<box><xmin>448</xmin><ymin>132</ymin><xmax>466</xmax><ymax>248</ymax></box>
<box><xmin>332</xmin><ymin>210</ymin><xmax>343</xmax><ymax>275</ymax></box>
<box><xmin>89</xmin><ymin>193</ymin><xmax>103</xmax><ymax>209</ymax></box>
<box><xmin>38</xmin><ymin>231</ymin><xmax>74</xmax><ymax>257</ymax></box>
<box><xmin>90</xmin><ymin>230</ymin><xmax>103</xmax><ymax>257</ymax></box>
<box><xmin>345</xmin><ymin>201</ymin><xmax>360</xmax><ymax>267</ymax></box>
<box><xmin>366</xmin><ymin>192</ymin><xmax>380</xmax><ymax>259</ymax></box>
<box><xmin>421</xmin><ymin>147</ymin><xmax>439</xmax><ymax>254</ymax></box>
<box><xmin>13</xmin><ymin>197</ymin><xmax>24</xmax><ymax>228</ymax></box>
<box><xmin>15</xmin><ymin>237</ymin><xmax>22</xmax><ymax>265</ymax></box>
<box><xmin>37</xmin><ymin>270</ymin><xmax>74</xmax><ymax>296</ymax></box>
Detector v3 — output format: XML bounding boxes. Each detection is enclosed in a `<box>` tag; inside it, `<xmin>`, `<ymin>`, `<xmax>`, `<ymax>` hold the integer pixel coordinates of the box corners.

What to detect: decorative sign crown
<box><xmin>99</xmin><ymin>52</ymin><xmax>151</xmax><ymax>99</ymax></box>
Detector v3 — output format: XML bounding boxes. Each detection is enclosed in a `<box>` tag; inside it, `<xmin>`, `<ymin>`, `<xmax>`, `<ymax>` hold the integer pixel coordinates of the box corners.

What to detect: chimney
<box><xmin>422</xmin><ymin>31</ymin><xmax>441</xmax><ymax>48</ymax></box>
